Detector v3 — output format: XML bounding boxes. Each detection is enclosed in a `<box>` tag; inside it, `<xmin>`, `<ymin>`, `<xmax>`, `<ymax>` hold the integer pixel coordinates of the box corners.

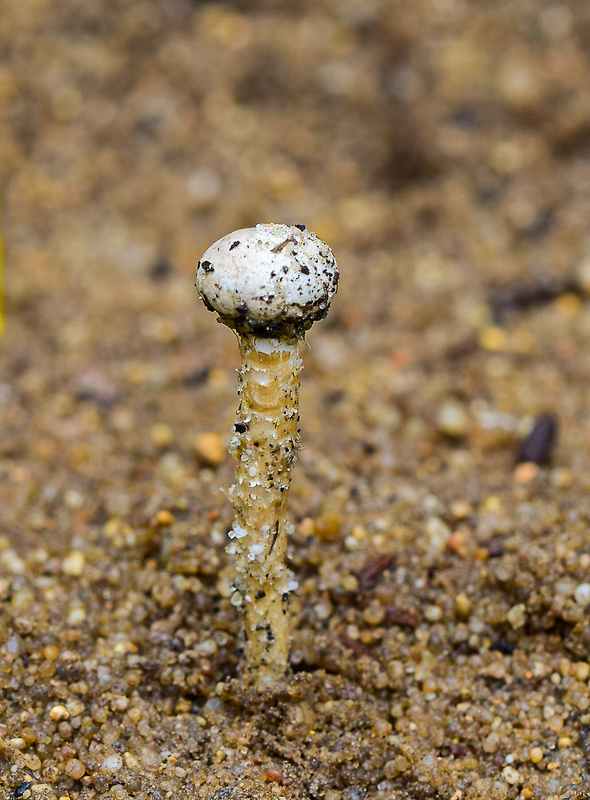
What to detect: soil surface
<box><xmin>3</xmin><ymin>0</ymin><xmax>590</xmax><ymax>798</ymax></box>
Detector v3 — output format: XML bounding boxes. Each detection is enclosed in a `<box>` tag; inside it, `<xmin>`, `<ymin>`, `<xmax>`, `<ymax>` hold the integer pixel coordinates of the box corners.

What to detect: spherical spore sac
<box><xmin>196</xmin><ymin>223</ymin><xmax>339</xmax><ymax>337</ymax></box>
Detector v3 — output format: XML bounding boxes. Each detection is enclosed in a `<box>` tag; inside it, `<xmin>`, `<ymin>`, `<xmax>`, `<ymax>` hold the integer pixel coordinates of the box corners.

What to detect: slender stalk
<box><xmin>195</xmin><ymin>223</ymin><xmax>338</xmax><ymax>687</ymax></box>
<box><xmin>226</xmin><ymin>334</ymin><xmax>302</xmax><ymax>688</ymax></box>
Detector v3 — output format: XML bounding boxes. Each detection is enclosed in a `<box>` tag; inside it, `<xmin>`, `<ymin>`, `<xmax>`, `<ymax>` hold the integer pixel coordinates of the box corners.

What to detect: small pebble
<box><xmin>424</xmin><ymin>604</ymin><xmax>443</xmax><ymax>622</ymax></box>
<box><xmin>49</xmin><ymin>705</ymin><xmax>69</xmax><ymax>721</ymax></box>
<box><xmin>64</xmin><ymin>759</ymin><xmax>85</xmax><ymax>780</ymax></box>
<box><xmin>101</xmin><ymin>754</ymin><xmax>123</xmax><ymax>772</ymax></box>
<box><xmin>425</xmin><ymin>516</ymin><xmax>451</xmax><ymax>553</ymax></box>
<box><xmin>502</xmin><ymin>765</ymin><xmax>522</xmax><ymax>784</ymax></box>
<box><xmin>448</xmin><ymin>529</ymin><xmax>468</xmax><ymax>556</ymax></box>
<box><xmin>497</xmin><ymin>58</ymin><xmax>543</xmax><ymax>114</ymax></box>
<box><xmin>150</xmin><ymin>422</ymin><xmax>174</xmax><ymax>448</ymax></box>
<box><xmin>58</xmin><ymin>722</ymin><xmax>72</xmax><ymax>740</ymax></box>
<box><xmin>64</xmin><ymin>489</ymin><xmax>84</xmax><ymax>509</ymax></box>
<box><xmin>0</xmin><ymin>550</ymin><xmax>25</xmax><ymax>574</ymax></box>
<box><xmin>313</xmin><ymin>512</ymin><xmax>340</xmax><ymax>542</ymax></box>
<box><xmin>111</xmin><ymin>695</ymin><xmax>129</xmax><ymax>712</ymax></box>
<box><xmin>113</xmin><ymin>640</ymin><xmax>137</xmax><ymax>655</ymax></box>
<box><xmin>265</xmin><ymin>767</ymin><xmax>283</xmax><ymax>784</ymax></box>
<box><xmin>436</xmin><ymin>401</ymin><xmax>468</xmax><ymax>438</ymax></box>
<box><xmin>455</xmin><ymin>592</ymin><xmax>471</xmax><ymax>618</ymax></box>
<box><xmin>30</xmin><ymin>786</ymin><xmax>58</xmax><ymax>800</ymax></box>
<box><xmin>341</xmin><ymin>574</ymin><xmax>359</xmax><ymax>592</ymax></box>
<box><xmin>42</xmin><ymin>644</ymin><xmax>59</xmax><ymax>660</ymax></box>
<box><xmin>152</xmin><ymin>509</ymin><xmax>175</xmax><ymax>527</ymax></box>
<box><xmin>479</xmin><ymin>326</ymin><xmax>507</xmax><ymax>352</ymax></box>
<box><xmin>124</xmin><ymin>753</ymin><xmax>140</xmax><ymax>769</ymax></box>
<box><xmin>513</xmin><ymin>462</ymin><xmax>539</xmax><ymax>485</ymax></box>
<box><xmin>450</xmin><ymin>500</ymin><xmax>472</xmax><ymax>519</ymax></box>
<box><xmin>574</xmin><ymin>583</ymin><xmax>590</xmax><ymax>606</ymax></box>
<box><xmin>363</xmin><ymin>601</ymin><xmax>385</xmax><ymax>626</ymax></box>
<box><xmin>194</xmin><ymin>432</ymin><xmax>224</xmax><ymax>467</ymax></box>
<box><xmin>517</xmin><ymin>413</ymin><xmax>557</xmax><ymax>465</ymax></box>
<box><xmin>529</xmin><ymin>747</ymin><xmax>543</xmax><ymax>763</ymax></box>
<box><xmin>61</xmin><ymin>551</ymin><xmax>85</xmax><ymax>577</ymax></box>
<box><xmin>550</xmin><ymin>467</ymin><xmax>572</xmax><ymax>487</ymax></box>
<box><xmin>506</xmin><ymin>603</ymin><xmax>526</xmax><ymax>629</ymax></box>
<box><xmin>8</xmin><ymin>737</ymin><xmax>25</xmax><ymax>749</ymax></box>
<box><xmin>187</xmin><ymin>167</ymin><xmax>222</xmax><ymax>206</ymax></box>
<box><xmin>66</xmin><ymin>607</ymin><xmax>86</xmax><ymax>626</ymax></box>
<box><xmin>138</xmin><ymin>746</ymin><xmax>160</xmax><ymax>768</ymax></box>
<box><xmin>314</xmin><ymin>601</ymin><xmax>332</xmax><ymax>621</ymax></box>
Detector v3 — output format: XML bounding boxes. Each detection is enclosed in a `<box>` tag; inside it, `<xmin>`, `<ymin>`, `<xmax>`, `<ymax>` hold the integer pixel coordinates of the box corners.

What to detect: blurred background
<box><xmin>5</xmin><ymin>0</ymin><xmax>590</xmax><ymax>330</ymax></box>
<box><xmin>3</xmin><ymin>0</ymin><xmax>590</xmax><ymax>544</ymax></box>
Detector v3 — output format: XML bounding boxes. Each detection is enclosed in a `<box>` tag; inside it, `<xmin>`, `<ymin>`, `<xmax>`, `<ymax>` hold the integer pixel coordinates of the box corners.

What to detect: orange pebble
<box><xmin>153</xmin><ymin>509</ymin><xmax>175</xmax><ymax>527</ymax></box>
<box><xmin>514</xmin><ymin>461</ymin><xmax>539</xmax><ymax>484</ymax></box>
<box><xmin>448</xmin><ymin>530</ymin><xmax>467</xmax><ymax>555</ymax></box>
<box><xmin>265</xmin><ymin>767</ymin><xmax>283</xmax><ymax>784</ymax></box>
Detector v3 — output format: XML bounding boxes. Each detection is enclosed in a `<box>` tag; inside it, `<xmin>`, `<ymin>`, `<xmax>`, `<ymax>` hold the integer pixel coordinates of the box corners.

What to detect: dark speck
<box><xmin>272</xmin><ymin>236</ymin><xmax>296</xmax><ymax>254</ymax></box>
<box><xmin>523</xmin><ymin>209</ymin><xmax>554</xmax><ymax>240</ymax></box>
<box><xmin>150</xmin><ymin>257</ymin><xmax>172</xmax><ymax>281</ymax></box>
<box><xmin>490</xmin><ymin>637</ymin><xmax>515</xmax><ymax>655</ymax></box>
<box><xmin>517</xmin><ymin>412</ymin><xmax>558</xmax><ymax>465</ymax></box>
<box><xmin>234</xmin><ymin>422</ymin><xmax>248</xmax><ymax>433</ymax></box>
<box><xmin>183</xmin><ymin>366</ymin><xmax>210</xmax><ymax>386</ymax></box>
<box><xmin>487</xmin><ymin>537</ymin><xmax>504</xmax><ymax>558</ymax></box>
<box><xmin>451</xmin><ymin>105</ymin><xmax>480</xmax><ymax>129</ymax></box>
<box><xmin>236</xmin><ymin>303</ymin><xmax>249</xmax><ymax>315</ymax></box>
<box><xmin>229</xmin><ymin>240</ymin><xmax>240</xmax><ymax>250</ymax></box>
<box><xmin>199</xmin><ymin>260</ymin><xmax>214</xmax><ymax>273</ymax></box>
<box><xmin>300</xmin><ymin>265</ymin><xmax>309</xmax><ymax>275</ymax></box>
<box><xmin>294</xmin><ymin>223</ymin><xmax>306</xmax><ymax>231</ymax></box>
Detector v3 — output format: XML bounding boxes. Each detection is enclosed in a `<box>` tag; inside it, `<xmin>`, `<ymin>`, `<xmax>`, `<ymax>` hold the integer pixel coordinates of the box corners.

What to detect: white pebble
<box><xmin>502</xmin><ymin>765</ymin><xmax>522</xmax><ymax>785</ymax></box>
<box><xmin>424</xmin><ymin>605</ymin><xmax>443</xmax><ymax>622</ymax></box>
<box><xmin>187</xmin><ymin>168</ymin><xmax>221</xmax><ymax>205</ymax></box>
<box><xmin>139</xmin><ymin>746</ymin><xmax>161</xmax><ymax>768</ymax></box>
<box><xmin>0</xmin><ymin>550</ymin><xmax>25</xmax><ymax>575</ymax></box>
<box><xmin>101</xmin><ymin>754</ymin><xmax>123</xmax><ymax>772</ymax></box>
<box><xmin>67</xmin><ymin>606</ymin><xmax>87</xmax><ymax>626</ymax></box>
<box><xmin>62</xmin><ymin>551</ymin><xmax>85</xmax><ymax>577</ymax></box>
<box><xmin>506</xmin><ymin>603</ymin><xmax>526</xmax><ymax>629</ymax></box>
<box><xmin>425</xmin><ymin>517</ymin><xmax>451</xmax><ymax>553</ymax></box>
<box><xmin>574</xmin><ymin>583</ymin><xmax>590</xmax><ymax>606</ymax></box>
<box><xmin>436</xmin><ymin>402</ymin><xmax>468</xmax><ymax>437</ymax></box>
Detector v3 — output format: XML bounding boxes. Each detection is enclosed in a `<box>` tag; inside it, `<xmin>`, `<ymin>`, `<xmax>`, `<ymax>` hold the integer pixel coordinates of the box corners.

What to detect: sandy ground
<box><xmin>3</xmin><ymin>0</ymin><xmax>590</xmax><ymax>797</ymax></box>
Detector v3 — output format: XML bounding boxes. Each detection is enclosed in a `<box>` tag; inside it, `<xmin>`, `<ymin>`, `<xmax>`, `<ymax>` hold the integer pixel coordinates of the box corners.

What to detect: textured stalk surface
<box><xmin>226</xmin><ymin>334</ymin><xmax>302</xmax><ymax>688</ymax></box>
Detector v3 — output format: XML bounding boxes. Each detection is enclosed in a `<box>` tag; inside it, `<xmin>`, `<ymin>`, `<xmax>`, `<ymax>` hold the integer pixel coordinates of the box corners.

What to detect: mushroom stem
<box><xmin>227</xmin><ymin>334</ymin><xmax>302</xmax><ymax>688</ymax></box>
<box><xmin>195</xmin><ymin>223</ymin><xmax>339</xmax><ymax>687</ymax></box>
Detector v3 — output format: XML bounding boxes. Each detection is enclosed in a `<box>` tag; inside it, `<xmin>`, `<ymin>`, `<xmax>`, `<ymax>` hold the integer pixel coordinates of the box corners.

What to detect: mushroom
<box><xmin>196</xmin><ymin>223</ymin><xmax>339</xmax><ymax>688</ymax></box>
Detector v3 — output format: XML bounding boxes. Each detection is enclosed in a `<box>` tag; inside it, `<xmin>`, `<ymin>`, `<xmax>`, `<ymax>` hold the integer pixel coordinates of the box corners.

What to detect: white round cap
<box><xmin>196</xmin><ymin>224</ymin><xmax>339</xmax><ymax>336</ymax></box>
